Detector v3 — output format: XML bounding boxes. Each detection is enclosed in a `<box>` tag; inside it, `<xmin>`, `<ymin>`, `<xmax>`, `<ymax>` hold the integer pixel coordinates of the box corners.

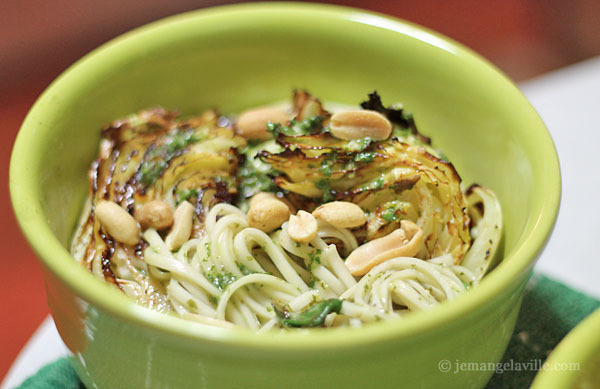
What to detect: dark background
<box><xmin>2</xmin><ymin>0</ymin><xmax>599</xmax><ymax>380</ymax></box>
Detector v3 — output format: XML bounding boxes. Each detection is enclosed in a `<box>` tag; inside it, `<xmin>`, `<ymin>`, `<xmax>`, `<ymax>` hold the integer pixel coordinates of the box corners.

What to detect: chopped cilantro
<box><xmin>239</xmin><ymin>164</ymin><xmax>279</xmax><ymax>197</ymax></box>
<box><xmin>359</xmin><ymin>174</ymin><xmax>386</xmax><ymax>191</ymax></box>
<box><xmin>315</xmin><ymin>178</ymin><xmax>334</xmax><ymax>202</ymax></box>
<box><xmin>393</xmin><ymin>126</ymin><xmax>412</xmax><ymax>139</ymax></box>
<box><xmin>308</xmin><ymin>249</ymin><xmax>322</xmax><ymax>266</ymax></box>
<box><xmin>175</xmin><ymin>188</ymin><xmax>199</xmax><ymax>204</ymax></box>
<box><xmin>297</xmin><ymin>115</ymin><xmax>324</xmax><ymax>132</ymax></box>
<box><xmin>381</xmin><ymin>207</ymin><xmax>397</xmax><ymax>222</ymax></box>
<box><xmin>206</xmin><ymin>272</ymin><xmax>237</xmax><ymax>291</ymax></box>
<box><xmin>239</xmin><ymin>139</ymin><xmax>282</xmax><ymax>198</ymax></box>
<box><xmin>238</xmin><ymin>263</ymin><xmax>255</xmax><ymax>276</ymax></box>
<box><xmin>139</xmin><ymin>160</ymin><xmax>167</xmax><ymax>186</ymax></box>
<box><xmin>354</xmin><ymin>151</ymin><xmax>376</xmax><ymax>163</ymax></box>
<box><xmin>345</xmin><ymin>137</ymin><xmax>373</xmax><ymax>152</ymax></box>
<box><xmin>266</xmin><ymin>115</ymin><xmax>325</xmax><ymax>137</ymax></box>
<box><xmin>167</xmin><ymin>130</ymin><xmax>200</xmax><ymax>154</ymax></box>
<box><xmin>319</xmin><ymin>162</ymin><xmax>333</xmax><ymax>177</ymax></box>
<box><xmin>319</xmin><ymin>151</ymin><xmax>337</xmax><ymax>177</ymax></box>
<box><xmin>138</xmin><ymin>129</ymin><xmax>201</xmax><ymax>186</ymax></box>
<box><xmin>315</xmin><ymin>178</ymin><xmax>329</xmax><ymax>191</ymax></box>
<box><xmin>266</xmin><ymin>121</ymin><xmax>282</xmax><ymax>136</ymax></box>
<box><xmin>380</xmin><ymin>200</ymin><xmax>409</xmax><ymax>223</ymax></box>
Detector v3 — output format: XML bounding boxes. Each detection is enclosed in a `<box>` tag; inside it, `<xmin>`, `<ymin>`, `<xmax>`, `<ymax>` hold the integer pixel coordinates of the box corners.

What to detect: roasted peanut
<box><xmin>250</xmin><ymin>192</ymin><xmax>297</xmax><ymax>214</ymax></box>
<box><xmin>312</xmin><ymin>201</ymin><xmax>366</xmax><ymax>228</ymax></box>
<box><xmin>165</xmin><ymin>201</ymin><xmax>195</xmax><ymax>251</ymax></box>
<box><xmin>95</xmin><ymin>200</ymin><xmax>140</xmax><ymax>245</ymax></box>
<box><xmin>329</xmin><ymin>110</ymin><xmax>392</xmax><ymax>140</ymax></box>
<box><xmin>136</xmin><ymin>200</ymin><xmax>174</xmax><ymax>230</ymax></box>
<box><xmin>249</xmin><ymin>192</ymin><xmax>277</xmax><ymax>207</ymax></box>
<box><xmin>247</xmin><ymin>194</ymin><xmax>290</xmax><ymax>233</ymax></box>
<box><xmin>345</xmin><ymin>220</ymin><xmax>423</xmax><ymax>276</ymax></box>
<box><xmin>287</xmin><ymin>210</ymin><xmax>318</xmax><ymax>243</ymax></box>
<box><xmin>236</xmin><ymin>106</ymin><xmax>288</xmax><ymax>140</ymax></box>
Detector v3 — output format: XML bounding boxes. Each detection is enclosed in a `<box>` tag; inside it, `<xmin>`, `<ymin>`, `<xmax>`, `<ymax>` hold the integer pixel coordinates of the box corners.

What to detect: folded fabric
<box><xmin>486</xmin><ymin>273</ymin><xmax>600</xmax><ymax>388</ymax></box>
<box><xmin>17</xmin><ymin>274</ymin><xmax>600</xmax><ymax>388</ymax></box>
<box><xmin>17</xmin><ymin>357</ymin><xmax>80</xmax><ymax>389</ymax></box>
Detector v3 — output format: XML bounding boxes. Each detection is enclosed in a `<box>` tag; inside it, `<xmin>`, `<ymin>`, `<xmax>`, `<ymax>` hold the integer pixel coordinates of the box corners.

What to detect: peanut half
<box><xmin>287</xmin><ymin>210</ymin><xmax>318</xmax><ymax>243</ymax></box>
<box><xmin>247</xmin><ymin>194</ymin><xmax>291</xmax><ymax>233</ymax></box>
<box><xmin>95</xmin><ymin>200</ymin><xmax>140</xmax><ymax>246</ymax></box>
<box><xmin>312</xmin><ymin>201</ymin><xmax>366</xmax><ymax>228</ymax></box>
<box><xmin>249</xmin><ymin>192</ymin><xmax>277</xmax><ymax>207</ymax></box>
<box><xmin>345</xmin><ymin>220</ymin><xmax>423</xmax><ymax>276</ymax></box>
<box><xmin>165</xmin><ymin>201</ymin><xmax>195</xmax><ymax>251</ymax></box>
<box><xmin>329</xmin><ymin>109</ymin><xmax>392</xmax><ymax>140</ymax></box>
<box><xmin>136</xmin><ymin>200</ymin><xmax>174</xmax><ymax>230</ymax></box>
<box><xmin>236</xmin><ymin>106</ymin><xmax>288</xmax><ymax>140</ymax></box>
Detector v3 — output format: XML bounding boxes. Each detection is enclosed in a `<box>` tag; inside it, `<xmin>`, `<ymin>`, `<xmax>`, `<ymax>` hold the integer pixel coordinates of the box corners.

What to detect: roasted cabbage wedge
<box><xmin>72</xmin><ymin>108</ymin><xmax>246</xmax><ymax>308</ymax></box>
<box><xmin>258</xmin><ymin>91</ymin><xmax>472</xmax><ymax>262</ymax></box>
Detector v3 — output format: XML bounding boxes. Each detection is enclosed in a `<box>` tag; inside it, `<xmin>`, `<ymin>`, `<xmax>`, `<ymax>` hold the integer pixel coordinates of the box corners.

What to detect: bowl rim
<box><xmin>9</xmin><ymin>2</ymin><xmax>561</xmax><ymax>350</ymax></box>
<box><xmin>531</xmin><ymin>308</ymin><xmax>600</xmax><ymax>388</ymax></box>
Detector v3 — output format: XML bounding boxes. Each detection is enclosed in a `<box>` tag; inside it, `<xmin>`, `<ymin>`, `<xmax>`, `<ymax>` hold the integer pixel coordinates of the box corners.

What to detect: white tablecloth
<box><xmin>520</xmin><ymin>56</ymin><xmax>600</xmax><ymax>298</ymax></box>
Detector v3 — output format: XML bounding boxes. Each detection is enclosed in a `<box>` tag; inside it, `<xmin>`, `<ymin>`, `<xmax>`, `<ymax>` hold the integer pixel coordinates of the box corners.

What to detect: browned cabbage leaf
<box><xmin>258</xmin><ymin>93</ymin><xmax>471</xmax><ymax>262</ymax></box>
<box><xmin>75</xmin><ymin>107</ymin><xmax>245</xmax><ymax>290</ymax></box>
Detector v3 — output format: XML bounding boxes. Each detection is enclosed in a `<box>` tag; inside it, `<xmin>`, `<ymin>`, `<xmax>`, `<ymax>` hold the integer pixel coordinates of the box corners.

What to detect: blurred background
<box><xmin>2</xmin><ymin>0</ymin><xmax>599</xmax><ymax>380</ymax></box>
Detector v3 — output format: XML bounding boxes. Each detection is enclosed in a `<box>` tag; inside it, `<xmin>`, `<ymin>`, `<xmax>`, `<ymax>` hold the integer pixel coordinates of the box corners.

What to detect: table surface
<box><xmin>2</xmin><ymin>56</ymin><xmax>600</xmax><ymax>389</ymax></box>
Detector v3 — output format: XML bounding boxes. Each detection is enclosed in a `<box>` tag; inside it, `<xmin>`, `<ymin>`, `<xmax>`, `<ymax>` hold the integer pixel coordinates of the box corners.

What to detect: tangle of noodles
<box><xmin>71</xmin><ymin>91</ymin><xmax>503</xmax><ymax>330</ymax></box>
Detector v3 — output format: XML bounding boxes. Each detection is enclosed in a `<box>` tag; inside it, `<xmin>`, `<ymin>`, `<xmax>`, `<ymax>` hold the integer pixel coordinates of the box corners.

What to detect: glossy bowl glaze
<box><xmin>10</xmin><ymin>3</ymin><xmax>560</xmax><ymax>388</ymax></box>
<box><xmin>531</xmin><ymin>308</ymin><xmax>600</xmax><ymax>388</ymax></box>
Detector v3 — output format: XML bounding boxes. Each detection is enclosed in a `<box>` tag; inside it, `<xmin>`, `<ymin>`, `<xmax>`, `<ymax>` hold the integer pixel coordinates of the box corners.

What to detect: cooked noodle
<box><xmin>71</xmin><ymin>91</ymin><xmax>503</xmax><ymax>329</ymax></box>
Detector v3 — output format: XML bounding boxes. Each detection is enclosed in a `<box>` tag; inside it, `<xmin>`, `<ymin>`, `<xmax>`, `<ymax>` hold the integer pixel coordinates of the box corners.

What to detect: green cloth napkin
<box><xmin>17</xmin><ymin>357</ymin><xmax>81</xmax><ymax>389</ymax></box>
<box><xmin>486</xmin><ymin>273</ymin><xmax>600</xmax><ymax>388</ymax></box>
<box><xmin>17</xmin><ymin>274</ymin><xmax>600</xmax><ymax>389</ymax></box>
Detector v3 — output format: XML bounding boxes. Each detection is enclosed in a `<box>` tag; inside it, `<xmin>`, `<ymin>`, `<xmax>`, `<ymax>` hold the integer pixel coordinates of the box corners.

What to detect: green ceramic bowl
<box><xmin>531</xmin><ymin>308</ymin><xmax>600</xmax><ymax>388</ymax></box>
<box><xmin>10</xmin><ymin>3</ymin><xmax>560</xmax><ymax>388</ymax></box>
